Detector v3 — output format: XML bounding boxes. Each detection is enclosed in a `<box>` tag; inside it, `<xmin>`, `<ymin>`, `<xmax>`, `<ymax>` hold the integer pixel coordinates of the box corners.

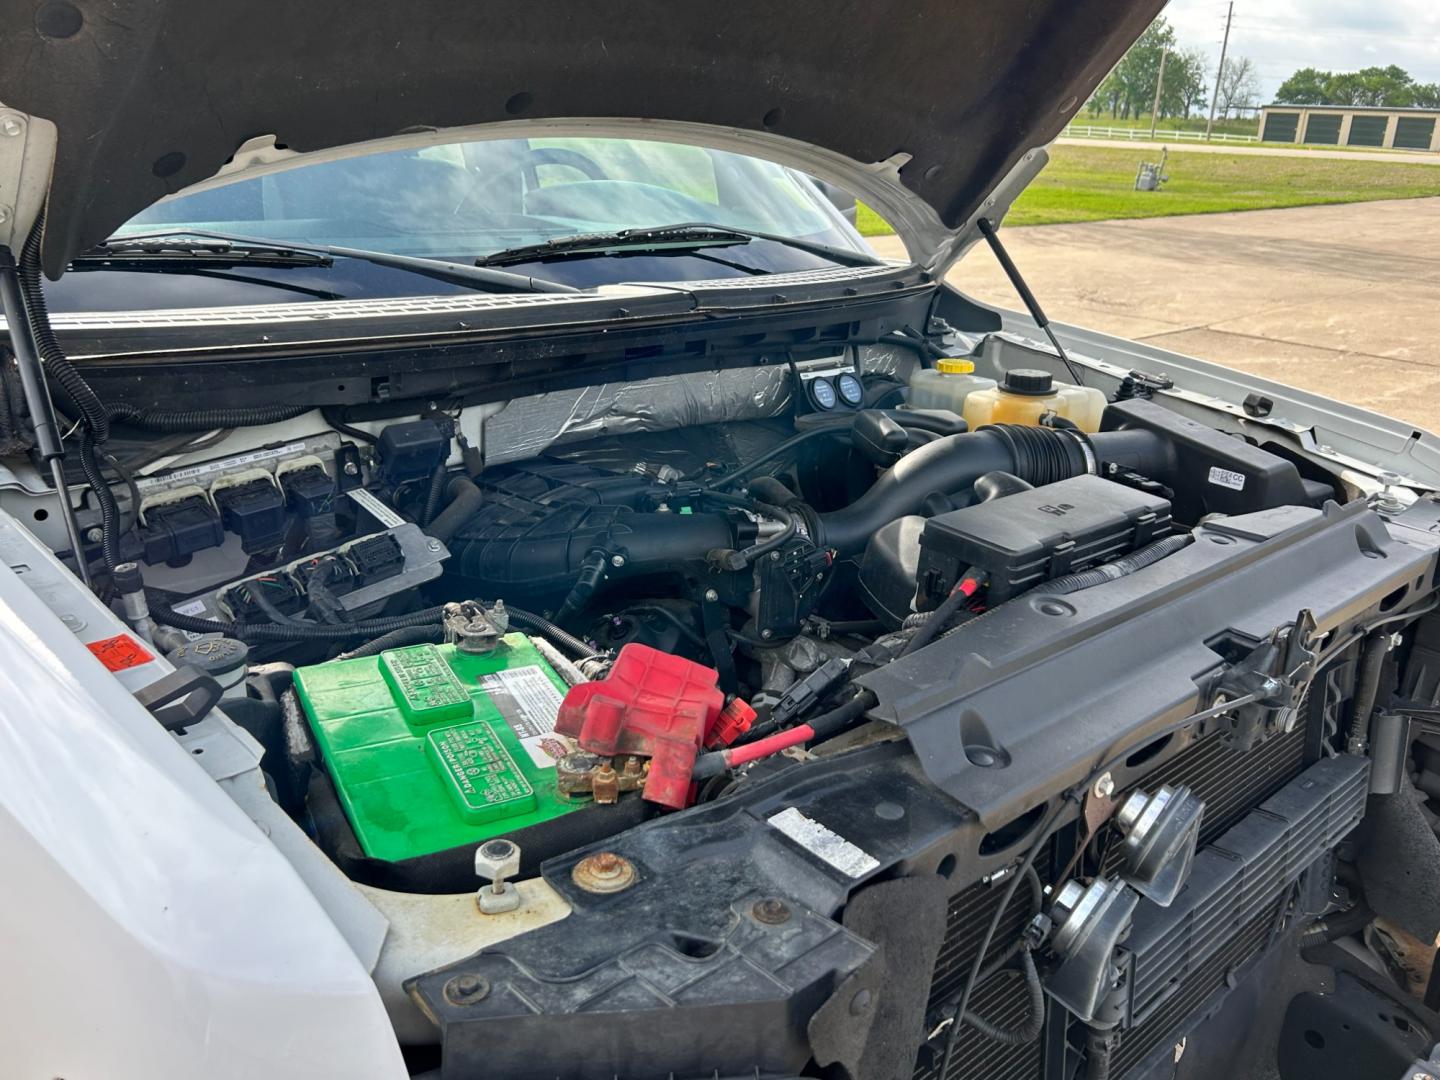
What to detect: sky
<box><xmin>1162</xmin><ymin>0</ymin><xmax>1440</xmax><ymax>102</ymax></box>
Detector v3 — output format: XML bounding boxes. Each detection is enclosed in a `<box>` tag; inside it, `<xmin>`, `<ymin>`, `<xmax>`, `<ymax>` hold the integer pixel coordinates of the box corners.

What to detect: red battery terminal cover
<box><xmin>556</xmin><ymin>644</ymin><xmax>756</xmax><ymax>808</ymax></box>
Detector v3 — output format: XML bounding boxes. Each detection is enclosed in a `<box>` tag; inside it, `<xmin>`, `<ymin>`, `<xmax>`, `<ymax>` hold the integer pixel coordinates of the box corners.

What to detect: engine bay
<box><xmin>6</xmin><ymin>326</ymin><xmax>1440</xmax><ymax>1080</ymax></box>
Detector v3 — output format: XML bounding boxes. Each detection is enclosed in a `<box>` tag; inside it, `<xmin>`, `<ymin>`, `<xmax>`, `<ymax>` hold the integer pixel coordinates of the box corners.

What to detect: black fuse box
<box><xmin>916</xmin><ymin>474</ymin><xmax>1172</xmax><ymax>607</ymax></box>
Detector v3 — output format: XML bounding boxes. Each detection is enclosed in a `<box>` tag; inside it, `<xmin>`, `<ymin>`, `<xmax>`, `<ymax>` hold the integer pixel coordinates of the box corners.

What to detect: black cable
<box><xmin>78</xmin><ymin>429</ymin><xmax>121</xmax><ymax>570</ymax></box>
<box><xmin>939</xmin><ymin>796</ymin><xmax>1069</xmax><ymax>1076</ymax></box>
<box><xmin>108</xmin><ymin>401</ymin><xmax>310</xmax><ymax>432</ymax></box>
<box><xmin>706</xmin><ymin>424</ymin><xmax>850</xmax><ymax>491</ymax></box>
<box><xmin>18</xmin><ymin>215</ymin><xmax>111</xmax><ymax>442</ymax></box>
<box><xmin>900</xmin><ymin>569</ymin><xmax>979</xmax><ymax>657</ymax></box>
<box><xmin>320</xmin><ymin>406</ymin><xmax>379</xmax><ymax>444</ymax></box>
<box><xmin>336</xmin><ymin>624</ymin><xmax>443</xmax><ymax>659</ymax></box>
<box><xmin>506</xmin><ymin>606</ymin><xmax>600</xmax><ymax>660</ymax></box>
<box><xmin>420</xmin><ymin>463</ymin><xmax>447</xmax><ymax>526</ymax></box>
<box><xmin>150</xmin><ymin>593</ymin><xmax>445</xmax><ymax>642</ymax></box>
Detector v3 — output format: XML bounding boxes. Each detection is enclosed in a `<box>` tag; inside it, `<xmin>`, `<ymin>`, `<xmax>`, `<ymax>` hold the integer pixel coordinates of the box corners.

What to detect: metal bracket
<box><xmin>0</xmin><ymin>105</ymin><xmax>56</xmax><ymax>253</ymax></box>
<box><xmin>1212</xmin><ymin>611</ymin><xmax>1319</xmax><ymax>750</ymax></box>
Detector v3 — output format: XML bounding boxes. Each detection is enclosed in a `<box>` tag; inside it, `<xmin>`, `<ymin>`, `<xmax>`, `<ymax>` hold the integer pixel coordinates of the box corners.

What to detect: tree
<box><xmin>1276</xmin><ymin>64</ymin><xmax>1424</xmax><ymax>107</ymax></box>
<box><xmin>1276</xmin><ymin>67</ymin><xmax>1329</xmax><ymax>104</ymax></box>
<box><xmin>1100</xmin><ymin>18</ymin><xmax>1178</xmax><ymax>119</ymax></box>
<box><xmin>1171</xmin><ymin>48</ymin><xmax>1211</xmax><ymax>119</ymax></box>
<box><xmin>1216</xmin><ymin>55</ymin><xmax>1261</xmax><ymax>117</ymax></box>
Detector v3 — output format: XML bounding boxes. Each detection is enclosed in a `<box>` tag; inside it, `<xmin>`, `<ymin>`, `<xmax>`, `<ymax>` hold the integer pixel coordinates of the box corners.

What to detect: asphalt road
<box><xmin>1055</xmin><ymin>136</ymin><xmax>1440</xmax><ymax>166</ymax></box>
<box><xmin>872</xmin><ymin>196</ymin><xmax>1440</xmax><ymax>431</ymax></box>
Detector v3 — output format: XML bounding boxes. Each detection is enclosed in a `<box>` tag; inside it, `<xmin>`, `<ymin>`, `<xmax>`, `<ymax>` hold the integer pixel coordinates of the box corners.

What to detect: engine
<box><xmin>54</xmin><ymin>362</ymin><xmax>1440</xmax><ymax>1080</ymax></box>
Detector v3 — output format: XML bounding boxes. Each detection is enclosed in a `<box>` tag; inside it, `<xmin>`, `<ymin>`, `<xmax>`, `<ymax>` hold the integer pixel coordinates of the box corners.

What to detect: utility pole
<box><xmin>1149</xmin><ymin>47</ymin><xmax>1169</xmax><ymax>140</ymax></box>
<box><xmin>1205</xmin><ymin>1</ymin><xmax>1235</xmax><ymax>141</ymax></box>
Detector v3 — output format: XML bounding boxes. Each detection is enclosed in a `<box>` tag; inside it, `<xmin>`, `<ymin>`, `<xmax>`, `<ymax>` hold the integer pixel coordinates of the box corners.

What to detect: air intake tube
<box><xmin>818</xmin><ymin>425</ymin><xmax>1169</xmax><ymax>556</ymax></box>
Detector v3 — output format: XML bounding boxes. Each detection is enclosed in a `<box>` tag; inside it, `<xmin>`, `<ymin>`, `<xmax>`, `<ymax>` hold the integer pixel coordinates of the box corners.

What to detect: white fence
<box><xmin>1062</xmin><ymin>123</ymin><xmax>1261</xmax><ymax>144</ymax></box>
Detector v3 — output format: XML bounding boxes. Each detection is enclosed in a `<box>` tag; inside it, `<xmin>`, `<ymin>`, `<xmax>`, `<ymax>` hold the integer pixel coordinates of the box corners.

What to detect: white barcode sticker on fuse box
<box><xmin>1207</xmin><ymin>466</ymin><xmax>1246</xmax><ymax>491</ymax></box>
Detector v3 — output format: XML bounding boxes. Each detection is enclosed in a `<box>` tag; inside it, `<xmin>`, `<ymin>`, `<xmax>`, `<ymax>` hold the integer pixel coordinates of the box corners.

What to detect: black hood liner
<box><xmin>1</xmin><ymin>0</ymin><xmax>1163</xmax><ymax>278</ymax></box>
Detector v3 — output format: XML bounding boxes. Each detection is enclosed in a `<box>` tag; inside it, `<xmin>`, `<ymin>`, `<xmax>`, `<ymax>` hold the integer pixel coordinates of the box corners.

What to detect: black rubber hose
<box><xmin>420</xmin><ymin>464</ymin><xmax>447</xmax><ymax>527</ymax></box>
<box><xmin>1043</xmin><ymin>533</ymin><xmax>1193</xmax><ymax>595</ymax></box>
<box><xmin>1301</xmin><ymin>902</ymin><xmax>1375</xmax><ymax>947</ymax></box>
<box><xmin>19</xmin><ymin>216</ymin><xmax>111</xmax><ymax>442</ymax></box>
<box><xmin>818</xmin><ymin>425</ymin><xmax>1173</xmax><ymax>556</ymax></box>
<box><xmin>1085</xmin><ymin>1028</ymin><xmax>1114</xmax><ymax>1080</ymax></box>
<box><xmin>425</xmin><ymin>476</ymin><xmax>484</xmax><ymax>546</ymax></box>
<box><xmin>506</xmin><ymin>606</ymin><xmax>599</xmax><ymax>660</ymax></box>
<box><xmin>337</xmin><ymin>624</ymin><xmax>443</xmax><ymax>659</ymax></box>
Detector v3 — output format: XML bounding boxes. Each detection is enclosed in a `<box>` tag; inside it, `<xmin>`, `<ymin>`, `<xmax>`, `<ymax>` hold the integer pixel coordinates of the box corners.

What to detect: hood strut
<box><xmin>0</xmin><ymin>244</ymin><xmax>91</xmax><ymax>585</ymax></box>
<box><xmin>975</xmin><ymin>217</ymin><xmax>1085</xmax><ymax>386</ymax></box>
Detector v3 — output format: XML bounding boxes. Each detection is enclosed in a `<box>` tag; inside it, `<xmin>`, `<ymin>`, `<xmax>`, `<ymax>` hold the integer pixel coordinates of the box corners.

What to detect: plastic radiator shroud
<box><xmin>860</xmin><ymin>500</ymin><xmax>1437</xmax><ymax>831</ymax></box>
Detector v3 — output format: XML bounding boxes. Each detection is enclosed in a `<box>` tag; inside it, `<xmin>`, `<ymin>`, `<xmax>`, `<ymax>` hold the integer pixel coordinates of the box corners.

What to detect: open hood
<box><xmin>0</xmin><ymin>0</ymin><xmax>1162</xmax><ymax>278</ymax></box>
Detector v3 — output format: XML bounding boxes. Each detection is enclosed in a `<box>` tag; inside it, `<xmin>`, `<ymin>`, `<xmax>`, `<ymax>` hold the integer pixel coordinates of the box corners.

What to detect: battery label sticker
<box><xmin>767</xmin><ymin>807</ymin><xmax>880</xmax><ymax>878</ymax></box>
<box><xmin>86</xmin><ymin>634</ymin><xmax>155</xmax><ymax>672</ymax></box>
<box><xmin>479</xmin><ymin>665</ymin><xmax>569</xmax><ymax>768</ymax></box>
<box><xmin>1207</xmin><ymin>466</ymin><xmax>1246</xmax><ymax>491</ymax></box>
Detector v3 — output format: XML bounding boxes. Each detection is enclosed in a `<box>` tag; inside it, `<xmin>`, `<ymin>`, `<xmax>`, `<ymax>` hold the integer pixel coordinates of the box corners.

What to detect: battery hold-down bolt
<box><xmin>752</xmin><ymin>898</ymin><xmax>792</xmax><ymax>925</ymax></box>
<box><xmin>474</xmin><ymin>839</ymin><xmax>522</xmax><ymax>914</ymax></box>
<box><xmin>572</xmin><ymin>851</ymin><xmax>637</xmax><ymax>894</ymax></box>
<box><xmin>443</xmin><ymin>974</ymin><xmax>490</xmax><ymax>1006</ymax></box>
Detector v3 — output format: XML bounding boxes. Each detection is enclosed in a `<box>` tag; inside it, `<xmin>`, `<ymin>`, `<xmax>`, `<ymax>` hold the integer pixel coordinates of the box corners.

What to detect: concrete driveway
<box><xmin>871</xmin><ymin>196</ymin><xmax>1440</xmax><ymax>430</ymax></box>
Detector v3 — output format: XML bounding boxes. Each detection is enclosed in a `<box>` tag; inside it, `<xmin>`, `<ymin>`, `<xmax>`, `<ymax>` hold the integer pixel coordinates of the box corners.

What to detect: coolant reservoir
<box><xmin>908</xmin><ymin>358</ymin><xmax>997</xmax><ymax>414</ymax></box>
<box><xmin>962</xmin><ymin>368</ymin><xmax>1107</xmax><ymax>433</ymax></box>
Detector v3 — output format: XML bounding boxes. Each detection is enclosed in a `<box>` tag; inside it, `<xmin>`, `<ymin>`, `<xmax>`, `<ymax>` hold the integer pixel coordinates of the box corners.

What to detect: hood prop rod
<box><xmin>0</xmin><ymin>248</ymin><xmax>92</xmax><ymax>586</ymax></box>
<box><xmin>975</xmin><ymin>217</ymin><xmax>1085</xmax><ymax>386</ymax></box>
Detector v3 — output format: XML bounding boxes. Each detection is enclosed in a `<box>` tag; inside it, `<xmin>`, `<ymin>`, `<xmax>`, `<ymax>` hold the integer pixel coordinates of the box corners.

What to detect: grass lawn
<box><xmin>855</xmin><ymin>144</ymin><xmax>1440</xmax><ymax>235</ymax></box>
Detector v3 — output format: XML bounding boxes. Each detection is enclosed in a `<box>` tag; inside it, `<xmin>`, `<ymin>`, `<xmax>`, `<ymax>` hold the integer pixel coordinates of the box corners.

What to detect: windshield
<box><xmin>117</xmin><ymin>136</ymin><xmax>865</xmax><ymax>262</ymax></box>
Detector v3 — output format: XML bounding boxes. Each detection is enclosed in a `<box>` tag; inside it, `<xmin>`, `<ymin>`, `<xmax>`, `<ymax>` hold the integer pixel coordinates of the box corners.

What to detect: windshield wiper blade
<box><xmin>92</xmin><ymin>230</ymin><xmax>581</xmax><ymax>295</ymax></box>
<box><xmin>75</xmin><ymin>239</ymin><xmax>335</xmax><ymax>270</ymax></box>
<box><xmin>476</xmin><ymin>222</ymin><xmax>880</xmax><ymax>269</ymax></box>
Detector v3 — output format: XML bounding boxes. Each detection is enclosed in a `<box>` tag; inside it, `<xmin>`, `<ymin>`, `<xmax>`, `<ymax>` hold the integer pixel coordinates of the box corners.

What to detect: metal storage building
<box><xmin>1257</xmin><ymin>104</ymin><xmax>1440</xmax><ymax>151</ymax></box>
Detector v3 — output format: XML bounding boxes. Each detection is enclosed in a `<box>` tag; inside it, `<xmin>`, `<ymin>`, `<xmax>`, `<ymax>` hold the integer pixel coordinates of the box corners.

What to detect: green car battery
<box><xmin>293</xmin><ymin>635</ymin><xmax>580</xmax><ymax>862</ymax></box>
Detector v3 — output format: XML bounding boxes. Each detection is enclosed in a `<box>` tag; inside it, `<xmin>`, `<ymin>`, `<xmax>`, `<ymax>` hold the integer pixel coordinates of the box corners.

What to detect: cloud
<box><xmin>1163</xmin><ymin>0</ymin><xmax>1440</xmax><ymax>100</ymax></box>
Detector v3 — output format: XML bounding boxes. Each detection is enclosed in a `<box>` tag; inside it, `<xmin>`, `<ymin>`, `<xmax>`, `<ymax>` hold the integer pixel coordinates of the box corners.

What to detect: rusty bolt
<box><xmin>592</xmin><ymin>763</ymin><xmax>619</xmax><ymax>805</ymax></box>
<box><xmin>572</xmin><ymin>851</ymin><xmax>637</xmax><ymax>894</ymax></box>
<box><xmin>443</xmin><ymin>974</ymin><xmax>490</xmax><ymax>1005</ymax></box>
<box><xmin>752</xmin><ymin>898</ymin><xmax>791</xmax><ymax>925</ymax></box>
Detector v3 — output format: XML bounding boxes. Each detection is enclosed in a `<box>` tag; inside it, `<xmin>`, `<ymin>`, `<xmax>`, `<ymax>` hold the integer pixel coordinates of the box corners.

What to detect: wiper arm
<box><xmin>477</xmin><ymin>222</ymin><xmax>880</xmax><ymax>269</ymax></box>
<box><xmin>92</xmin><ymin>230</ymin><xmax>581</xmax><ymax>295</ymax></box>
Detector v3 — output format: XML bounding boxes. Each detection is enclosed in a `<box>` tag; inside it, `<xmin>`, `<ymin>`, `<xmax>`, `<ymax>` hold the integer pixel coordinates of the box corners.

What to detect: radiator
<box><xmin>917</xmin><ymin>724</ymin><xmax>1312</xmax><ymax>1080</ymax></box>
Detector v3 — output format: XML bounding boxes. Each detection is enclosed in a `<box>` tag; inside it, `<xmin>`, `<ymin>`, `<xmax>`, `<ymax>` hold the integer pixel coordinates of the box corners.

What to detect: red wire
<box><xmin>723</xmin><ymin>723</ymin><xmax>816</xmax><ymax>768</ymax></box>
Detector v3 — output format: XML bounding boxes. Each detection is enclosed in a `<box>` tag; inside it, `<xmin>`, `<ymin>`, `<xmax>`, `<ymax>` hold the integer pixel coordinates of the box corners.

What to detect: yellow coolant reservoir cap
<box><xmin>935</xmin><ymin>358</ymin><xmax>975</xmax><ymax>374</ymax></box>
